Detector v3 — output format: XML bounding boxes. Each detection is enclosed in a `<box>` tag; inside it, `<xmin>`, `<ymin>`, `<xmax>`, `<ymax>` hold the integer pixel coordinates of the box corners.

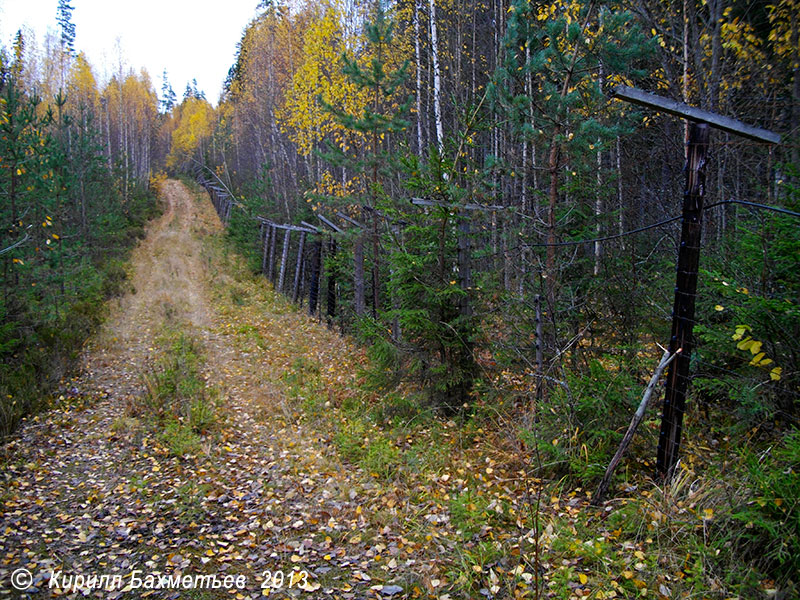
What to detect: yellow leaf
<box><xmin>703</xmin><ymin>508</ymin><xmax>714</xmax><ymax>520</ymax></box>
<box><xmin>299</xmin><ymin>580</ymin><xmax>321</xmax><ymax>592</ymax></box>
<box><xmin>714</xmin><ymin>305</ymin><xmax>724</xmax><ymax>311</ymax></box>
<box><xmin>749</xmin><ymin>341</ymin><xmax>763</xmax><ymax>355</ymax></box>
<box><xmin>737</xmin><ymin>337</ymin><xmax>754</xmax><ymax>351</ymax></box>
<box><xmin>579</xmin><ymin>573</ymin><xmax>588</xmax><ymax>584</ymax></box>
<box><xmin>749</xmin><ymin>352</ymin><xmax>766</xmax><ymax>366</ymax></box>
<box><xmin>770</xmin><ymin>367</ymin><xmax>782</xmax><ymax>381</ymax></box>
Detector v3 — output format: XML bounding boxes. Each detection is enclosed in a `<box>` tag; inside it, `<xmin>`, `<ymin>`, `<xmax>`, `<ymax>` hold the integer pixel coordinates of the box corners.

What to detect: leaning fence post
<box><xmin>327</xmin><ymin>236</ymin><xmax>337</xmax><ymax>323</ymax></box>
<box><xmin>268</xmin><ymin>225</ymin><xmax>278</xmax><ymax>284</ymax></box>
<box><xmin>261</xmin><ymin>222</ymin><xmax>272</xmax><ymax>275</ymax></box>
<box><xmin>308</xmin><ymin>239</ymin><xmax>321</xmax><ymax>316</ymax></box>
<box><xmin>278</xmin><ymin>229</ymin><xmax>291</xmax><ymax>294</ymax></box>
<box><xmin>353</xmin><ymin>236</ymin><xmax>365</xmax><ymax>316</ymax></box>
<box><xmin>293</xmin><ymin>232</ymin><xmax>306</xmax><ymax>303</ymax></box>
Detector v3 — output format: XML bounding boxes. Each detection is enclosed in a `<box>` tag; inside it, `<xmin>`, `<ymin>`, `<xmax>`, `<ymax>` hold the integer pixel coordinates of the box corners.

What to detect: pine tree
<box><xmin>160</xmin><ymin>69</ymin><xmax>177</xmax><ymax>113</ymax></box>
<box><xmin>320</xmin><ymin>2</ymin><xmax>481</xmax><ymax>411</ymax></box>
<box><xmin>191</xmin><ymin>78</ymin><xmax>206</xmax><ymax>100</ymax></box>
<box><xmin>328</xmin><ymin>1</ymin><xmax>412</xmax><ymax>198</ymax></box>
<box><xmin>491</xmin><ymin>0</ymin><xmax>654</xmax><ymax>399</ymax></box>
<box><xmin>56</xmin><ymin>0</ymin><xmax>76</xmax><ymax>55</ymax></box>
<box><xmin>319</xmin><ymin>0</ymin><xmax>411</xmax><ymax>314</ymax></box>
<box><xmin>493</xmin><ymin>0</ymin><xmax>652</xmax><ymax>293</ymax></box>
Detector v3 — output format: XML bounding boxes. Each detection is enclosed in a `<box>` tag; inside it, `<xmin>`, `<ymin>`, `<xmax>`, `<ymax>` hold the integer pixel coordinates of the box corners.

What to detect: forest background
<box><xmin>1</xmin><ymin>0</ymin><xmax>798</xmax><ymax>596</ymax></box>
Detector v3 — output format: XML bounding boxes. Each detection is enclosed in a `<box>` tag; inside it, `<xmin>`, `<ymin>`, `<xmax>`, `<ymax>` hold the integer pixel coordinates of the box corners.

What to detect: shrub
<box><xmin>519</xmin><ymin>356</ymin><xmax>641</xmax><ymax>486</ymax></box>
<box><xmin>729</xmin><ymin>429</ymin><xmax>800</xmax><ymax>589</ymax></box>
<box><xmin>137</xmin><ymin>331</ymin><xmax>219</xmax><ymax>437</ymax></box>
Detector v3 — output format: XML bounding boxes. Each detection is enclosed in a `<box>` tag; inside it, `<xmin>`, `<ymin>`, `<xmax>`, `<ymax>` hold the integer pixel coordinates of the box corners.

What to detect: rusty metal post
<box><xmin>656</xmin><ymin>122</ymin><xmax>709</xmax><ymax>479</ymax></box>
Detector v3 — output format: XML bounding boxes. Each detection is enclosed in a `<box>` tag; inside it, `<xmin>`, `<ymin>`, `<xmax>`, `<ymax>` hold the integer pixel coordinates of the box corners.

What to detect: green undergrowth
<box><xmin>202</xmin><ymin>181</ymin><xmax>798</xmax><ymax>599</ymax></box>
<box><xmin>281</xmin><ymin>337</ymin><xmax>798</xmax><ymax>597</ymax></box>
<box><xmin>0</xmin><ymin>184</ymin><xmax>162</xmax><ymax>436</ymax></box>
<box><xmin>282</xmin><ymin>354</ymin><xmax>455</xmax><ymax>483</ymax></box>
<box><xmin>131</xmin><ymin>327</ymin><xmax>222</xmax><ymax>457</ymax></box>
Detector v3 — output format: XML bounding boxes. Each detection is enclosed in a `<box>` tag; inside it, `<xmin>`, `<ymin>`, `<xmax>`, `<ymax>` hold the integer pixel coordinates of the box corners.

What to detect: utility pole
<box><xmin>612</xmin><ymin>85</ymin><xmax>779</xmax><ymax>479</ymax></box>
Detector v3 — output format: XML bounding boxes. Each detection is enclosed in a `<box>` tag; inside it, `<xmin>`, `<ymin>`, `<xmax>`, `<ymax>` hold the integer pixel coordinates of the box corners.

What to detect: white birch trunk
<box><xmin>429</xmin><ymin>0</ymin><xmax>444</xmax><ymax>152</ymax></box>
<box><xmin>415</xmin><ymin>0</ymin><xmax>424</xmax><ymax>156</ymax></box>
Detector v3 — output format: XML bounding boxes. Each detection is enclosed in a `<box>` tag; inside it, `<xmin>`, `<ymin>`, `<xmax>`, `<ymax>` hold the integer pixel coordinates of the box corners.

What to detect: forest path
<box><xmin>0</xmin><ymin>180</ymin><xmax>426</xmax><ymax>599</ymax></box>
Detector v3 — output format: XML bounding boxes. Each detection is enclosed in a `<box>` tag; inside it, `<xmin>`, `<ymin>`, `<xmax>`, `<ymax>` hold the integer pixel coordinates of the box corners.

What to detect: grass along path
<box><xmin>1</xmin><ymin>179</ymin><xmax>724</xmax><ymax>600</ymax></box>
<box><xmin>0</xmin><ymin>180</ymin><xmax>420</xmax><ymax>599</ymax></box>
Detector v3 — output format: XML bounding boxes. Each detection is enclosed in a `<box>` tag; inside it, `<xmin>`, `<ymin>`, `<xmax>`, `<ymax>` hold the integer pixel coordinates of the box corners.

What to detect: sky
<box><xmin>0</xmin><ymin>0</ymin><xmax>262</xmax><ymax>105</ymax></box>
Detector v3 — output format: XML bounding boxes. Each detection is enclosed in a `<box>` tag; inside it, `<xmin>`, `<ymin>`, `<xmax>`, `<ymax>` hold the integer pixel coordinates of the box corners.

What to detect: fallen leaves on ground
<box><xmin>1</xmin><ymin>181</ymin><xmax>709</xmax><ymax>600</ymax></box>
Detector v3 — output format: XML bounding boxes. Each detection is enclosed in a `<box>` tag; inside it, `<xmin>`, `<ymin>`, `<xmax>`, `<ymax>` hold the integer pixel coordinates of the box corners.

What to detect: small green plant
<box><xmin>449</xmin><ymin>489</ymin><xmax>491</xmax><ymax>540</ymax></box>
<box><xmin>363</xmin><ymin>437</ymin><xmax>400</xmax><ymax>478</ymax></box>
<box><xmin>138</xmin><ymin>331</ymin><xmax>216</xmax><ymax>430</ymax></box>
<box><xmin>333</xmin><ymin>419</ymin><xmax>369</xmax><ymax>463</ymax></box>
<box><xmin>135</xmin><ymin>329</ymin><xmax>219</xmax><ymax>455</ymax></box>
<box><xmin>176</xmin><ymin>481</ymin><xmax>209</xmax><ymax>521</ymax></box>
<box><xmin>729</xmin><ymin>429</ymin><xmax>800</xmax><ymax>590</ymax></box>
<box><xmin>161</xmin><ymin>420</ymin><xmax>202</xmax><ymax>457</ymax></box>
<box><xmin>448</xmin><ymin>539</ymin><xmax>504</xmax><ymax>596</ymax></box>
<box><xmin>519</xmin><ymin>357</ymin><xmax>641</xmax><ymax>487</ymax></box>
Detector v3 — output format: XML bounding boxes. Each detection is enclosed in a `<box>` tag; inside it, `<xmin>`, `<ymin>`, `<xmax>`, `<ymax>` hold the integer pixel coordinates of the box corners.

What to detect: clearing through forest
<box><xmin>0</xmin><ymin>180</ymin><xmax>451</xmax><ymax>599</ymax></box>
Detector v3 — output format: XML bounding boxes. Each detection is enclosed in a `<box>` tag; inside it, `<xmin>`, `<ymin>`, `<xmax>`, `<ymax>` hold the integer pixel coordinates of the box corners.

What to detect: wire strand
<box><xmin>518</xmin><ymin>199</ymin><xmax>800</xmax><ymax>249</ymax></box>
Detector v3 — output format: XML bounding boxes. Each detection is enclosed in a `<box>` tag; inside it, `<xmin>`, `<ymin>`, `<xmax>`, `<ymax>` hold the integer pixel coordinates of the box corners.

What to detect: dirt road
<box><xmin>0</xmin><ymin>181</ymin><xmax>419</xmax><ymax>599</ymax></box>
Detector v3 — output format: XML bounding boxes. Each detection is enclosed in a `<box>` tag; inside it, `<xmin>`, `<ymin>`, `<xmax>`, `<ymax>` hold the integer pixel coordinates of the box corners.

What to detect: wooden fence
<box><xmin>196</xmin><ymin>170</ymin><xmax>342</xmax><ymax>321</ymax></box>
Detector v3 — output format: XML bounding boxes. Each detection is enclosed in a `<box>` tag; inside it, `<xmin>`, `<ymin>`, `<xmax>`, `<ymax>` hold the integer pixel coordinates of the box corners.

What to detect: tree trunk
<box><xmin>415</xmin><ymin>0</ymin><xmax>424</xmax><ymax>155</ymax></box>
<box><xmin>594</xmin><ymin>147</ymin><xmax>602</xmax><ymax>276</ymax></box>
<box><xmin>429</xmin><ymin>0</ymin><xmax>444</xmax><ymax>151</ymax></box>
<box><xmin>354</xmin><ymin>236</ymin><xmax>365</xmax><ymax>316</ymax></box>
<box><xmin>792</xmin><ymin>8</ymin><xmax>800</xmax><ymax>172</ymax></box>
<box><xmin>546</xmin><ymin>135</ymin><xmax>560</xmax><ymax>306</ymax></box>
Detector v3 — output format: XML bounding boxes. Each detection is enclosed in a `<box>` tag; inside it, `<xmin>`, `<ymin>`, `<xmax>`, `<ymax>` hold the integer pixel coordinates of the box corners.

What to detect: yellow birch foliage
<box><xmin>279</xmin><ymin>1</ymin><xmax>370</xmax><ymax>156</ymax></box>
<box><xmin>67</xmin><ymin>52</ymin><xmax>100</xmax><ymax>115</ymax></box>
<box><xmin>168</xmin><ymin>97</ymin><xmax>215</xmax><ymax>167</ymax></box>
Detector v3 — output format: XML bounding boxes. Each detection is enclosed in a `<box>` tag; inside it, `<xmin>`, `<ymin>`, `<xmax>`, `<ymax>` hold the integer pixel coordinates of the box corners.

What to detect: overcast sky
<box><xmin>0</xmin><ymin>0</ymin><xmax>262</xmax><ymax>105</ymax></box>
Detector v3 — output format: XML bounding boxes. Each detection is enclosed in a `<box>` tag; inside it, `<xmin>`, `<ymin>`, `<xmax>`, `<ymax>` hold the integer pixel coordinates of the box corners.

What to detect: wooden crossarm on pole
<box><xmin>612</xmin><ymin>85</ymin><xmax>781</xmax><ymax>144</ymax></box>
<box><xmin>410</xmin><ymin>197</ymin><xmax>507</xmax><ymax>212</ymax></box>
<box><xmin>316</xmin><ymin>214</ymin><xmax>344</xmax><ymax>233</ymax></box>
